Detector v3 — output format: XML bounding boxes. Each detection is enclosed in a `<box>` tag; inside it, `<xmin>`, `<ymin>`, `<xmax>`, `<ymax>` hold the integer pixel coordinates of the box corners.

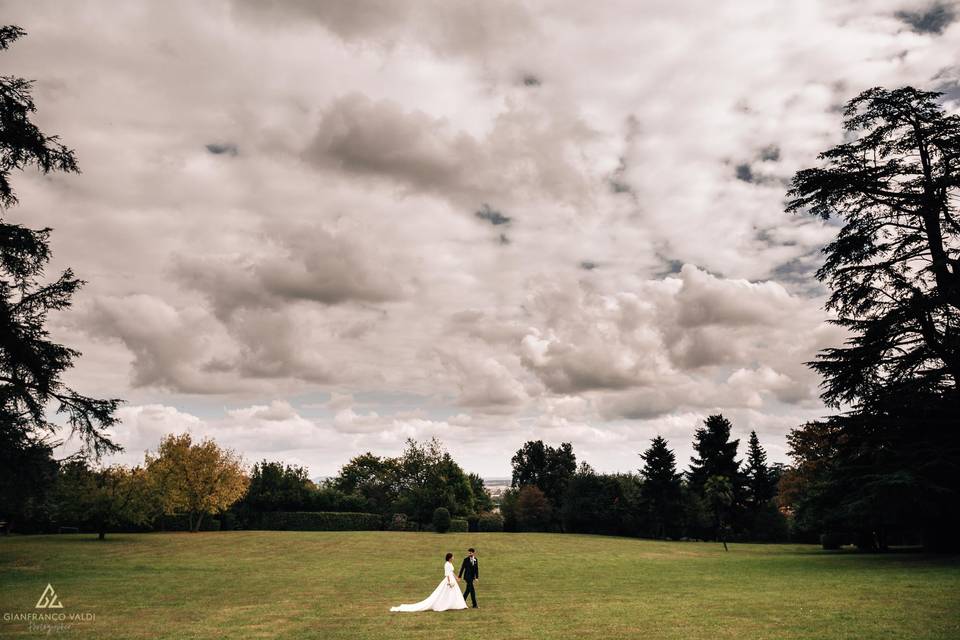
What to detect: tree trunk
<box><xmin>192</xmin><ymin>512</ymin><xmax>204</xmax><ymax>533</ymax></box>
<box><xmin>98</xmin><ymin>529</ymin><xmax>105</xmax><ymax>541</ymax></box>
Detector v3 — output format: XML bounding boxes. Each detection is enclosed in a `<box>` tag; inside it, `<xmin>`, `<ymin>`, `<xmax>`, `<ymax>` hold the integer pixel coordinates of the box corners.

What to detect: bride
<box><xmin>390</xmin><ymin>553</ymin><xmax>468</xmax><ymax>612</ymax></box>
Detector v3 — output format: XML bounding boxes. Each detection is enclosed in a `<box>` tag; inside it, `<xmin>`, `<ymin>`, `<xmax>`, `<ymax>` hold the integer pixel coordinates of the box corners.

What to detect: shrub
<box><xmin>467</xmin><ymin>514</ymin><xmax>480</xmax><ymax>532</ymax></box>
<box><xmin>478</xmin><ymin>512</ymin><xmax>504</xmax><ymax>532</ymax></box>
<box><xmin>388</xmin><ymin>513</ymin><xmax>419</xmax><ymax>531</ymax></box>
<box><xmin>253</xmin><ymin>511</ymin><xmax>382</xmax><ymax>531</ymax></box>
<box><xmin>449</xmin><ymin>518</ymin><xmax>468</xmax><ymax>532</ymax></box>
<box><xmin>220</xmin><ymin>512</ymin><xmax>239</xmax><ymax>531</ymax></box>
<box><xmin>159</xmin><ymin>514</ymin><xmax>220</xmax><ymax>532</ymax></box>
<box><xmin>821</xmin><ymin>532</ymin><xmax>845</xmax><ymax>550</ymax></box>
<box><xmin>433</xmin><ymin>507</ymin><xmax>451</xmax><ymax>533</ymax></box>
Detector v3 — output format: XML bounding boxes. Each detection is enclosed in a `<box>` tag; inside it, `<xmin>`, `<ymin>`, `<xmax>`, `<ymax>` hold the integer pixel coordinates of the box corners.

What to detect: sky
<box><xmin>3</xmin><ymin>0</ymin><xmax>959</xmax><ymax>478</ymax></box>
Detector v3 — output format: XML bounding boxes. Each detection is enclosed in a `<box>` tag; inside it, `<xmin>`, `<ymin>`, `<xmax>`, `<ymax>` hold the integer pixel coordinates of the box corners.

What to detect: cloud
<box><xmin>205</xmin><ymin>142</ymin><xmax>239</xmax><ymax>156</ymax></box>
<box><xmin>10</xmin><ymin>0</ymin><xmax>959</xmax><ymax>474</ymax></box>
<box><xmin>304</xmin><ymin>92</ymin><xmax>593</xmax><ymax>208</ymax></box>
<box><xmin>895</xmin><ymin>3</ymin><xmax>956</xmax><ymax>34</ymax></box>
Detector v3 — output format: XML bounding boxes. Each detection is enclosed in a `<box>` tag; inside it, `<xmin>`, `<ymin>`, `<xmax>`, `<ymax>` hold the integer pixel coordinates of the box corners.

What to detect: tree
<box><xmin>0</xmin><ymin>26</ymin><xmax>121</xmax><ymax>509</ymax></box>
<box><xmin>704</xmin><ymin>475</ymin><xmax>734</xmax><ymax>551</ymax></box>
<box><xmin>145</xmin><ymin>434</ymin><xmax>248</xmax><ymax>532</ymax></box>
<box><xmin>687</xmin><ymin>415</ymin><xmax>741</xmax><ymax>494</ymax></box>
<box><xmin>787</xmin><ymin>86</ymin><xmax>960</xmax><ymax>405</ymax></box>
<box><xmin>331</xmin><ymin>452</ymin><xmax>401</xmax><ymax>515</ymax></box>
<box><xmin>786</xmin><ymin>86</ymin><xmax>960</xmax><ymax>550</ymax></box>
<box><xmin>744</xmin><ymin>431</ymin><xmax>776</xmax><ymax>508</ymax></box>
<box><xmin>54</xmin><ymin>462</ymin><xmax>153</xmax><ymax>540</ymax></box>
<box><xmin>395</xmin><ymin>438</ymin><xmax>475</xmax><ymax>523</ymax></box>
<box><xmin>467</xmin><ymin>473</ymin><xmax>494</xmax><ymax>514</ymax></box>
<box><xmin>241</xmin><ymin>461</ymin><xmax>314</xmax><ymax>512</ymax></box>
<box><xmin>514</xmin><ymin>485</ymin><xmax>552</xmax><ymax>532</ymax></box>
<box><xmin>560</xmin><ymin>469</ymin><xmax>624</xmax><ymax>536</ymax></box>
<box><xmin>510</xmin><ymin>441</ymin><xmax>577</xmax><ymax>509</ymax></box>
<box><xmin>639</xmin><ymin>436</ymin><xmax>683</xmax><ymax>538</ymax></box>
<box><xmin>330</xmin><ymin>438</ymin><xmax>477</xmax><ymax>524</ymax></box>
<box><xmin>432</xmin><ymin>507</ymin><xmax>451</xmax><ymax>533</ymax></box>
<box><xmin>0</xmin><ymin>431</ymin><xmax>56</xmax><ymax>532</ymax></box>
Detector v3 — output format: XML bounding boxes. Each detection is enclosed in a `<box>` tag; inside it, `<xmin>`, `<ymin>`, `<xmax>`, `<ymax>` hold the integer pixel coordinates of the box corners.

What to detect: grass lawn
<box><xmin>1</xmin><ymin>531</ymin><xmax>958</xmax><ymax>639</ymax></box>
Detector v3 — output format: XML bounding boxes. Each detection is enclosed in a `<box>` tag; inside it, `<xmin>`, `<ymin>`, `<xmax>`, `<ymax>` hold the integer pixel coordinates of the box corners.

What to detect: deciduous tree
<box><xmin>145</xmin><ymin>434</ymin><xmax>248</xmax><ymax>532</ymax></box>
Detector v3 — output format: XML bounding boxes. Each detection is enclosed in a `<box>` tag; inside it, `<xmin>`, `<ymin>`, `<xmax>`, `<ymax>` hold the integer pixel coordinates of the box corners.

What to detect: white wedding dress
<box><xmin>390</xmin><ymin>561</ymin><xmax>468</xmax><ymax>612</ymax></box>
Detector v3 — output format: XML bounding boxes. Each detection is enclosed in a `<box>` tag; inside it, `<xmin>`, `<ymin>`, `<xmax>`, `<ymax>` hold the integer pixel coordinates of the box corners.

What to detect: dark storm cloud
<box><xmin>895</xmin><ymin>3</ymin><xmax>956</xmax><ymax>34</ymax></box>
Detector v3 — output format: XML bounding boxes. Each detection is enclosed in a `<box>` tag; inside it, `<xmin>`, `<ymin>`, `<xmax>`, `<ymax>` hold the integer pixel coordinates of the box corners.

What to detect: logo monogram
<box><xmin>35</xmin><ymin>584</ymin><xmax>63</xmax><ymax>609</ymax></box>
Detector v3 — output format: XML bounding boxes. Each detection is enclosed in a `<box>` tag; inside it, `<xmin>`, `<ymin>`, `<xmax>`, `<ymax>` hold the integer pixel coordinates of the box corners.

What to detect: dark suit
<box><xmin>458</xmin><ymin>556</ymin><xmax>479</xmax><ymax>607</ymax></box>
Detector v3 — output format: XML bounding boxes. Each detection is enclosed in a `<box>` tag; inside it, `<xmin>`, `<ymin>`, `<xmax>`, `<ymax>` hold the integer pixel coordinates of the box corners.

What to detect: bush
<box><xmin>449</xmin><ymin>518</ymin><xmax>468</xmax><ymax>532</ymax></box>
<box><xmin>220</xmin><ymin>512</ymin><xmax>238</xmax><ymax>531</ymax></box>
<box><xmin>159</xmin><ymin>514</ymin><xmax>220</xmax><ymax>532</ymax></box>
<box><xmin>821</xmin><ymin>531</ymin><xmax>845</xmax><ymax>550</ymax></box>
<box><xmin>388</xmin><ymin>513</ymin><xmax>419</xmax><ymax>531</ymax></box>
<box><xmin>253</xmin><ymin>511</ymin><xmax>382</xmax><ymax>531</ymax></box>
<box><xmin>478</xmin><ymin>512</ymin><xmax>504</xmax><ymax>532</ymax></box>
<box><xmin>433</xmin><ymin>507</ymin><xmax>451</xmax><ymax>533</ymax></box>
<box><xmin>467</xmin><ymin>515</ymin><xmax>480</xmax><ymax>532</ymax></box>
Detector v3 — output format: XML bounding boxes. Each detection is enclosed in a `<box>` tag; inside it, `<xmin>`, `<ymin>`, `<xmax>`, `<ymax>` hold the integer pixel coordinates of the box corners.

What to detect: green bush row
<box><xmin>159</xmin><ymin>514</ymin><xmax>221</xmax><ymax>532</ymax></box>
<box><xmin>251</xmin><ymin>511</ymin><xmax>382</xmax><ymax>531</ymax></box>
<box><xmin>449</xmin><ymin>518</ymin><xmax>468</xmax><ymax>532</ymax></box>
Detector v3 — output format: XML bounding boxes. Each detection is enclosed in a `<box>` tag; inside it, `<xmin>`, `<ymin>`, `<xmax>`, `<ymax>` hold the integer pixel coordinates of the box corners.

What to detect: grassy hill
<box><xmin>1</xmin><ymin>532</ymin><xmax>958</xmax><ymax>639</ymax></box>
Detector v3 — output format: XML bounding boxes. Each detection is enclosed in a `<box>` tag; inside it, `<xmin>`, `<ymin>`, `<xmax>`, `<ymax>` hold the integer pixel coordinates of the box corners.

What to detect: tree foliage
<box><xmin>687</xmin><ymin>415</ymin><xmax>741</xmax><ymax>494</ymax></box>
<box><xmin>53</xmin><ymin>462</ymin><xmax>154</xmax><ymax>540</ymax></box>
<box><xmin>145</xmin><ymin>434</ymin><xmax>248</xmax><ymax>532</ymax></box>
<box><xmin>787</xmin><ymin>86</ymin><xmax>960</xmax><ymax>407</ymax></box>
<box><xmin>784</xmin><ymin>86</ymin><xmax>960</xmax><ymax>551</ymax></box>
<box><xmin>510</xmin><ymin>440</ymin><xmax>577</xmax><ymax>509</ymax></box>
<box><xmin>639</xmin><ymin>436</ymin><xmax>683</xmax><ymax>538</ymax></box>
<box><xmin>0</xmin><ymin>24</ymin><xmax>120</xmax><ymax>462</ymax></box>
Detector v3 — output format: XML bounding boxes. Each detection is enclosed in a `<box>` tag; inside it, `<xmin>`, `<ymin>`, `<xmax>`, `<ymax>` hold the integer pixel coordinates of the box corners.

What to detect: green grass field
<box><xmin>1</xmin><ymin>532</ymin><xmax>958</xmax><ymax>639</ymax></box>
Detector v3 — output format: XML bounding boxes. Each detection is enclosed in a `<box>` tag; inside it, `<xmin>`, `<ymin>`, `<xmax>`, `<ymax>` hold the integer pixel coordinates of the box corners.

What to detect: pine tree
<box><xmin>639</xmin><ymin>436</ymin><xmax>683</xmax><ymax>538</ymax></box>
<box><xmin>687</xmin><ymin>414</ymin><xmax>741</xmax><ymax>493</ymax></box>
<box><xmin>1</xmin><ymin>25</ymin><xmax>121</xmax><ymax>532</ymax></box>
<box><xmin>744</xmin><ymin>431</ymin><xmax>776</xmax><ymax>507</ymax></box>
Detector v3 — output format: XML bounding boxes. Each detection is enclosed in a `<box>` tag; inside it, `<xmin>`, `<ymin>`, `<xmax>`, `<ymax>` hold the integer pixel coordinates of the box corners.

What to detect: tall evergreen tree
<box><xmin>639</xmin><ymin>436</ymin><xmax>683</xmax><ymax>537</ymax></box>
<box><xmin>1</xmin><ymin>26</ymin><xmax>121</xmax><ymax>530</ymax></box>
<box><xmin>687</xmin><ymin>414</ymin><xmax>741</xmax><ymax>493</ymax></box>
<box><xmin>744</xmin><ymin>431</ymin><xmax>776</xmax><ymax>507</ymax></box>
<box><xmin>787</xmin><ymin>86</ymin><xmax>960</xmax><ymax>405</ymax></box>
<box><xmin>787</xmin><ymin>86</ymin><xmax>960</xmax><ymax>550</ymax></box>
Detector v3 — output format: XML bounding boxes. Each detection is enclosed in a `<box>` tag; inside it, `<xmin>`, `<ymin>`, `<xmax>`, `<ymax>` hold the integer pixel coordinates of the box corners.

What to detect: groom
<box><xmin>458</xmin><ymin>547</ymin><xmax>479</xmax><ymax>608</ymax></box>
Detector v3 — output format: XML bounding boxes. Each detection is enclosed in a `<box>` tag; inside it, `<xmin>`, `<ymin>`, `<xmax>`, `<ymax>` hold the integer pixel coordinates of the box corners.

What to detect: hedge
<box><xmin>252</xmin><ymin>511</ymin><xmax>382</xmax><ymax>531</ymax></box>
<box><xmin>449</xmin><ymin>518</ymin><xmax>468</xmax><ymax>532</ymax></box>
<box><xmin>478</xmin><ymin>513</ymin><xmax>504</xmax><ymax>532</ymax></box>
<box><xmin>159</xmin><ymin>514</ymin><xmax>221</xmax><ymax>532</ymax></box>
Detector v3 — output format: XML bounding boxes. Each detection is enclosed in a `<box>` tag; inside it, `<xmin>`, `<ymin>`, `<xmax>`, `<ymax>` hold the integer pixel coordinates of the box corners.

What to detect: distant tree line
<box><xmin>499</xmin><ymin>418</ymin><xmax>788</xmax><ymax>544</ymax></box>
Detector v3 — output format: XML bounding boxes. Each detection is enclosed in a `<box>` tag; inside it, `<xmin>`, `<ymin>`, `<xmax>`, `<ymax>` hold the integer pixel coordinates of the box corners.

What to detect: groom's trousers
<box><xmin>463</xmin><ymin>580</ymin><xmax>477</xmax><ymax>607</ymax></box>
